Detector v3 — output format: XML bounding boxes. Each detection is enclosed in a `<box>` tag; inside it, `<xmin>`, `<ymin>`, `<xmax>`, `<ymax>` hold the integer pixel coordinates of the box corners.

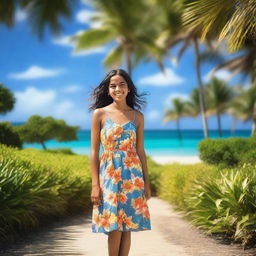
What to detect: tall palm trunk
<box><xmin>192</xmin><ymin>38</ymin><xmax>209</xmax><ymax>138</ymax></box>
<box><xmin>176</xmin><ymin>118</ymin><xmax>182</xmax><ymax>140</ymax></box>
<box><xmin>216</xmin><ymin>110</ymin><xmax>222</xmax><ymax>137</ymax></box>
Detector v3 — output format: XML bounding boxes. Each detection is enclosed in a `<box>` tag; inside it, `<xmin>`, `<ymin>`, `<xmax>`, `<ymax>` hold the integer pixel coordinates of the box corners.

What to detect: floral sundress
<box><xmin>91</xmin><ymin>113</ymin><xmax>151</xmax><ymax>234</ymax></box>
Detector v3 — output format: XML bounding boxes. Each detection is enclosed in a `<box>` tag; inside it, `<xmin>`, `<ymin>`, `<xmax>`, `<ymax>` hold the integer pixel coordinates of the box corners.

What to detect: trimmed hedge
<box><xmin>198</xmin><ymin>137</ymin><xmax>256</xmax><ymax>167</ymax></box>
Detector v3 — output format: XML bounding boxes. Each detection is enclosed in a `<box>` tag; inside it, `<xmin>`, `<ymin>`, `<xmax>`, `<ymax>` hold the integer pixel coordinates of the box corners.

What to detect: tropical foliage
<box><xmin>0</xmin><ymin>144</ymin><xmax>91</xmax><ymax>242</ymax></box>
<box><xmin>0</xmin><ymin>83</ymin><xmax>15</xmax><ymax>115</ymax></box>
<box><xmin>14</xmin><ymin>115</ymin><xmax>80</xmax><ymax>150</ymax></box>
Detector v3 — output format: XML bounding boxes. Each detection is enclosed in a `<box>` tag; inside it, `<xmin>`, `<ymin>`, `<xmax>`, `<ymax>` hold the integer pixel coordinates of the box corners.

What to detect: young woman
<box><xmin>89</xmin><ymin>69</ymin><xmax>151</xmax><ymax>256</ymax></box>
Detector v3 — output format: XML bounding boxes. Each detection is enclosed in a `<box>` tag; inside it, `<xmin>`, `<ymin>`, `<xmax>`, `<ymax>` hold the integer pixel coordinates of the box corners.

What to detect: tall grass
<box><xmin>0</xmin><ymin>144</ymin><xmax>91</xmax><ymax>242</ymax></box>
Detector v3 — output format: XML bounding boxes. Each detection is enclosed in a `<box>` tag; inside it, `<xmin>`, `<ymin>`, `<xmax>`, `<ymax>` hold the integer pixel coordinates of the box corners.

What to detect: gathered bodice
<box><xmin>100</xmin><ymin>118</ymin><xmax>137</xmax><ymax>152</ymax></box>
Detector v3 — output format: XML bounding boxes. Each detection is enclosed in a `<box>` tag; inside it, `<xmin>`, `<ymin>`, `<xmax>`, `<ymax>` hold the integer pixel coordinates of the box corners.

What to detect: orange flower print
<box><xmin>106</xmin><ymin>191</ymin><xmax>118</xmax><ymax>207</ymax></box>
<box><xmin>123</xmin><ymin>156</ymin><xmax>134</xmax><ymax>169</ymax></box>
<box><xmin>117</xmin><ymin>209</ymin><xmax>125</xmax><ymax>230</ymax></box>
<box><xmin>122</xmin><ymin>180</ymin><xmax>134</xmax><ymax>193</ymax></box>
<box><xmin>124</xmin><ymin>215</ymin><xmax>138</xmax><ymax>229</ymax></box>
<box><xmin>113</xmin><ymin>126</ymin><xmax>123</xmax><ymax>138</ymax></box>
<box><xmin>133</xmin><ymin>177</ymin><xmax>144</xmax><ymax>190</ymax></box>
<box><xmin>113</xmin><ymin>167</ymin><xmax>122</xmax><ymax>184</ymax></box>
<box><xmin>132</xmin><ymin>197</ymin><xmax>150</xmax><ymax>218</ymax></box>
<box><xmin>119</xmin><ymin>138</ymin><xmax>133</xmax><ymax>151</ymax></box>
<box><xmin>101</xmin><ymin>209</ymin><xmax>114</xmax><ymax>230</ymax></box>
<box><xmin>106</xmin><ymin>164</ymin><xmax>115</xmax><ymax>179</ymax></box>
<box><xmin>93</xmin><ymin>209</ymin><xmax>101</xmax><ymax>225</ymax></box>
<box><xmin>118</xmin><ymin>193</ymin><xmax>128</xmax><ymax>204</ymax></box>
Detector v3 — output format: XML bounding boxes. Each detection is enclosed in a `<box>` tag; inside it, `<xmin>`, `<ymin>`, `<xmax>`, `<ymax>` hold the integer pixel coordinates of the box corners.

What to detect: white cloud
<box><xmin>9</xmin><ymin>66</ymin><xmax>65</xmax><ymax>80</ymax></box>
<box><xmin>16</xmin><ymin>9</ymin><xmax>27</xmax><ymax>22</ymax></box>
<box><xmin>164</xmin><ymin>93</ymin><xmax>190</xmax><ymax>106</ymax></box>
<box><xmin>5</xmin><ymin>87</ymin><xmax>87</xmax><ymax>126</ymax></box>
<box><xmin>204</xmin><ymin>69</ymin><xmax>232</xmax><ymax>83</ymax></box>
<box><xmin>61</xmin><ymin>85</ymin><xmax>83</xmax><ymax>93</ymax></box>
<box><xmin>53</xmin><ymin>35</ymin><xmax>75</xmax><ymax>47</ymax></box>
<box><xmin>138</xmin><ymin>68</ymin><xmax>184</xmax><ymax>86</ymax></box>
<box><xmin>76</xmin><ymin>9</ymin><xmax>102</xmax><ymax>28</ymax></box>
<box><xmin>146</xmin><ymin>110</ymin><xmax>160</xmax><ymax>121</ymax></box>
<box><xmin>72</xmin><ymin>46</ymin><xmax>107</xmax><ymax>56</ymax></box>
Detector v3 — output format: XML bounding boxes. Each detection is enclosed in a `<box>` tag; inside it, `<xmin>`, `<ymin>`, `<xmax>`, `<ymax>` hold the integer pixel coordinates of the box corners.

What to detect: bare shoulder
<box><xmin>134</xmin><ymin>110</ymin><xmax>144</xmax><ymax>127</ymax></box>
<box><xmin>135</xmin><ymin>110</ymin><xmax>143</xmax><ymax>119</ymax></box>
<box><xmin>92</xmin><ymin>108</ymin><xmax>106</xmax><ymax>123</ymax></box>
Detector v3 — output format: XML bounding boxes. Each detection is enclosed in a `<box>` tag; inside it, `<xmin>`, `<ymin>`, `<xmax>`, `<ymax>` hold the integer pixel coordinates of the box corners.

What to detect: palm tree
<box><xmin>156</xmin><ymin>0</ymin><xmax>212</xmax><ymax>138</ymax></box>
<box><xmin>228</xmin><ymin>84</ymin><xmax>256</xmax><ymax>136</ymax></box>
<box><xmin>74</xmin><ymin>0</ymin><xmax>164</xmax><ymax>75</ymax></box>
<box><xmin>205</xmin><ymin>77</ymin><xmax>234</xmax><ymax>137</ymax></box>
<box><xmin>183</xmin><ymin>0</ymin><xmax>256</xmax><ymax>130</ymax></box>
<box><xmin>0</xmin><ymin>0</ymin><xmax>76</xmax><ymax>38</ymax></box>
<box><xmin>0</xmin><ymin>84</ymin><xmax>16</xmax><ymax>115</ymax></box>
<box><xmin>163</xmin><ymin>98</ymin><xmax>187</xmax><ymax>140</ymax></box>
<box><xmin>182</xmin><ymin>0</ymin><xmax>256</xmax><ymax>53</ymax></box>
<box><xmin>184</xmin><ymin>87</ymin><xmax>210</xmax><ymax>117</ymax></box>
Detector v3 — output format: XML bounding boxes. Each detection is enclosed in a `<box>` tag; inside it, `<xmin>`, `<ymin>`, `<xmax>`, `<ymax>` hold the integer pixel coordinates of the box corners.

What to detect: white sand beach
<box><xmin>151</xmin><ymin>155</ymin><xmax>201</xmax><ymax>165</ymax></box>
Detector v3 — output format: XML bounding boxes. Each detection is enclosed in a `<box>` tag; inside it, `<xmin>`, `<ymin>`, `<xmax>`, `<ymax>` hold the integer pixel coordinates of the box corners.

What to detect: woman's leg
<box><xmin>108</xmin><ymin>230</ymin><xmax>122</xmax><ymax>256</ymax></box>
<box><xmin>118</xmin><ymin>231</ymin><xmax>131</xmax><ymax>256</ymax></box>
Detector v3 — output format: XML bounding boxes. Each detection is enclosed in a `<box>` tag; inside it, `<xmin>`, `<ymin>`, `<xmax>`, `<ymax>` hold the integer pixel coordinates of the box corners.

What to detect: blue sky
<box><xmin>0</xmin><ymin>1</ymin><xmax>252</xmax><ymax>130</ymax></box>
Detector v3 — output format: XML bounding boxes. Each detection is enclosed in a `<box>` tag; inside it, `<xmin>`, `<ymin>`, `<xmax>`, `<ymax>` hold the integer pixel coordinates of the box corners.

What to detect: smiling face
<box><xmin>108</xmin><ymin>75</ymin><xmax>130</xmax><ymax>102</ymax></box>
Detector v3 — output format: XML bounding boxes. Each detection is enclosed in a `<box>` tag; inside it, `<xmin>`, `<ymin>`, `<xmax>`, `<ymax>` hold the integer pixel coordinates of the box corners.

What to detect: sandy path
<box><xmin>1</xmin><ymin>197</ymin><xmax>255</xmax><ymax>256</ymax></box>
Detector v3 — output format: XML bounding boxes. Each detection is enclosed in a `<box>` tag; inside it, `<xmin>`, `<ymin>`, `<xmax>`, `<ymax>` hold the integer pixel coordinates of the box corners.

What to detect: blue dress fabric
<box><xmin>92</xmin><ymin>116</ymin><xmax>151</xmax><ymax>234</ymax></box>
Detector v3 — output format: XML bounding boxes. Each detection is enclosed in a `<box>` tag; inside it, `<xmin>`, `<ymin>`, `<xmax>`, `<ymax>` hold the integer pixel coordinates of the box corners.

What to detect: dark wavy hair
<box><xmin>88</xmin><ymin>69</ymin><xmax>147</xmax><ymax>111</ymax></box>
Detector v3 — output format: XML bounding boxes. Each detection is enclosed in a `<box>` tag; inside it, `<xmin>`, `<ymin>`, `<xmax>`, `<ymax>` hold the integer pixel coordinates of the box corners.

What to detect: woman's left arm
<box><xmin>136</xmin><ymin>111</ymin><xmax>151</xmax><ymax>200</ymax></box>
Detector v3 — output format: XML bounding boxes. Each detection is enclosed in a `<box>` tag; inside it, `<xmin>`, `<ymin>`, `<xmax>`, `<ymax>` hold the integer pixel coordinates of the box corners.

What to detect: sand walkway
<box><xmin>1</xmin><ymin>197</ymin><xmax>256</xmax><ymax>256</ymax></box>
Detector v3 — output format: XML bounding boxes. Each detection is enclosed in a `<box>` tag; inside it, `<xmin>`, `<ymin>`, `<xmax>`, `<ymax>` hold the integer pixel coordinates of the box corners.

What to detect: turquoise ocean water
<box><xmin>22</xmin><ymin>129</ymin><xmax>251</xmax><ymax>157</ymax></box>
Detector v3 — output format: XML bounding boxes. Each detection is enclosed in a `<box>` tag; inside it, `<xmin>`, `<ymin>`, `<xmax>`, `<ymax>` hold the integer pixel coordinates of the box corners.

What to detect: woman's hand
<box><xmin>91</xmin><ymin>185</ymin><xmax>102</xmax><ymax>206</ymax></box>
<box><xmin>144</xmin><ymin>183</ymin><xmax>151</xmax><ymax>201</ymax></box>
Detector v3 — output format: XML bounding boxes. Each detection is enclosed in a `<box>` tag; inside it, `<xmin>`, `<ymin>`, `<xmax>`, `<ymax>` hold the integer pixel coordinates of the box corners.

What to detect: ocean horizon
<box><xmin>18</xmin><ymin>127</ymin><xmax>251</xmax><ymax>157</ymax></box>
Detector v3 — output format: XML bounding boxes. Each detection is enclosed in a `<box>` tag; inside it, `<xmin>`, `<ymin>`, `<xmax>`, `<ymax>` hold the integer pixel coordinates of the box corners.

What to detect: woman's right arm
<box><xmin>90</xmin><ymin>108</ymin><xmax>102</xmax><ymax>206</ymax></box>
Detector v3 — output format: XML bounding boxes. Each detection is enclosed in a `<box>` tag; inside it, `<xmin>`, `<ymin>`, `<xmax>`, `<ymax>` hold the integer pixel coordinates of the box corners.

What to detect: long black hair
<box><xmin>88</xmin><ymin>69</ymin><xmax>147</xmax><ymax>111</ymax></box>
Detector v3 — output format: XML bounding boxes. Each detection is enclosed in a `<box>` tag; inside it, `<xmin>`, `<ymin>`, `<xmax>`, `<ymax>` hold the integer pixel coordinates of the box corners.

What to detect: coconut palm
<box><xmin>205</xmin><ymin>77</ymin><xmax>234</xmax><ymax>137</ymax></box>
<box><xmin>163</xmin><ymin>98</ymin><xmax>187</xmax><ymax>140</ymax></box>
<box><xmin>156</xmin><ymin>0</ymin><xmax>214</xmax><ymax>138</ymax></box>
<box><xmin>0</xmin><ymin>0</ymin><xmax>76</xmax><ymax>38</ymax></box>
<box><xmin>183</xmin><ymin>0</ymin><xmax>256</xmax><ymax>131</ymax></box>
<box><xmin>228</xmin><ymin>84</ymin><xmax>256</xmax><ymax>136</ymax></box>
<box><xmin>182</xmin><ymin>0</ymin><xmax>256</xmax><ymax>53</ymax></box>
<box><xmin>74</xmin><ymin>0</ymin><xmax>164</xmax><ymax>75</ymax></box>
<box><xmin>182</xmin><ymin>0</ymin><xmax>256</xmax><ymax>86</ymax></box>
<box><xmin>184</xmin><ymin>87</ymin><xmax>210</xmax><ymax>118</ymax></box>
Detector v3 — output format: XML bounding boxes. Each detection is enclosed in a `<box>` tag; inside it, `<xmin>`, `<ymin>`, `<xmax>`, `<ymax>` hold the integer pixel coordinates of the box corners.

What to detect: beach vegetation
<box><xmin>0</xmin><ymin>83</ymin><xmax>15</xmax><ymax>115</ymax></box>
<box><xmin>0</xmin><ymin>122</ymin><xmax>22</xmax><ymax>149</ymax></box>
<box><xmin>14</xmin><ymin>115</ymin><xmax>80</xmax><ymax>150</ymax></box>
<box><xmin>199</xmin><ymin>137</ymin><xmax>256</xmax><ymax>167</ymax></box>
<box><xmin>0</xmin><ymin>144</ymin><xmax>91</xmax><ymax>243</ymax></box>
<box><xmin>154</xmin><ymin>160</ymin><xmax>256</xmax><ymax>247</ymax></box>
<box><xmin>185</xmin><ymin>164</ymin><xmax>256</xmax><ymax>247</ymax></box>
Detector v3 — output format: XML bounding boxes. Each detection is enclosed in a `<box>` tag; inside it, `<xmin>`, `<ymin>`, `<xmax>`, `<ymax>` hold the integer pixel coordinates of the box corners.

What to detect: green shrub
<box><xmin>185</xmin><ymin>164</ymin><xmax>256</xmax><ymax>246</ymax></box>
<box><xmin>0</xmin><ymin>144</ymin><xmax>91</xmax><ymax>243</ymax></box>
<box><xmin>199</xmin><ymin>138</ymin><xmax>256</xmax><ymax>167</ymax></box>
<box><xmin>0</xmin><ymin>122</ymin><xmax>22</xmax><ymax>149</ymax></box>
<box><xmin>147</xmin><ymin>156</ymin><xmax>163</xmax><ymax>196</ymax></box>
<box><xmin>45</xmin><ymin>148</ymin><xmax>76</xmax><ymax>155</ymax></box>
<box><xmin>158</xmin><ymin>163</ymin><xmax>218</xmax><ymax>210</ymax></box>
